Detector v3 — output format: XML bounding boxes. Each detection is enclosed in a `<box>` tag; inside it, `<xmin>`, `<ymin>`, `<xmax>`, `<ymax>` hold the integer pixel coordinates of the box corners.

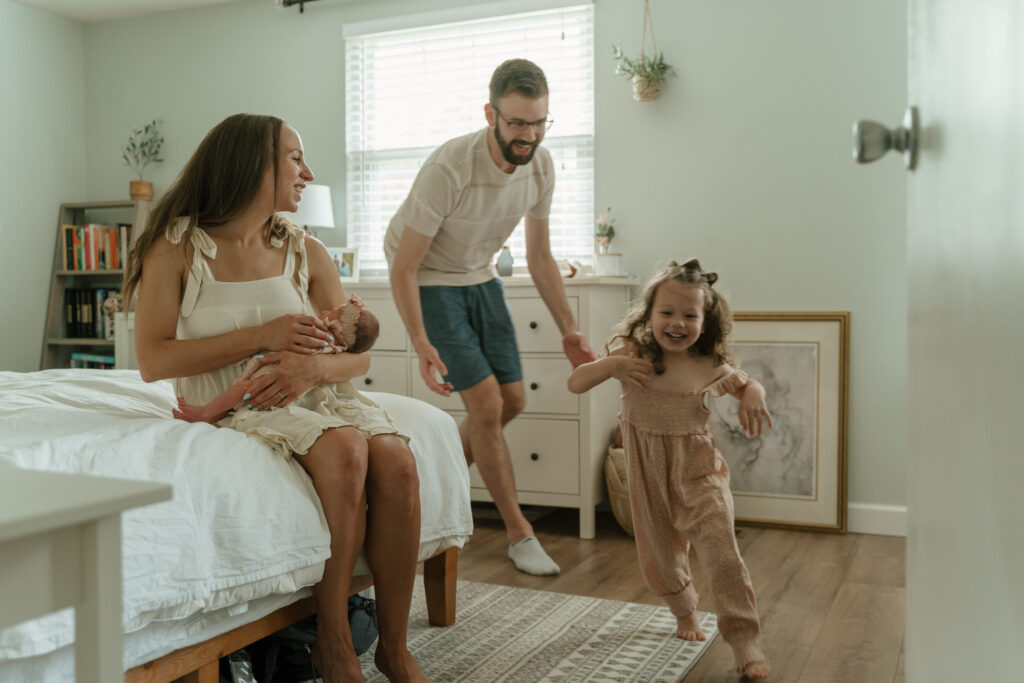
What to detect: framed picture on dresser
<box><xmin>326</xmin><ymin>247</ymin><xmax>359</xmax><ymax>283</ymax></box>
<box><xmin>708</xmin><ymin>312</ymin><xmax>850</xmax><ymax>532</ymax></box>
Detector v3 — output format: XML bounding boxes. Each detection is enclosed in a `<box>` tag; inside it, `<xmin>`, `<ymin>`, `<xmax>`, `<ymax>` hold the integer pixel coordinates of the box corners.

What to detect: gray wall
<box><xmin>0</xmin><ymin>0</ymin><xmax>88</xmax><ymax>372</ymax></box>
<box><xmin>4</xmin><ymin>0</ymin><xmax>909</xmax><ymax>517</ymax></box>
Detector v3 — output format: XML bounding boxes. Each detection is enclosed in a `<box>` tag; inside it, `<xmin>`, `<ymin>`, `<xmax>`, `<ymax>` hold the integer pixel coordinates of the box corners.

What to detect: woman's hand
<box><xmin>243</xmin><ymin>352</ymin><xmax>324</xmax><ymax>410</ymax></box>
<box><xmin>737</xmin><ymin>381</ymin><xmax>774</xmax><ymax>437</ymax></box>
<box><xmin>258</xmin><ymin>314</ymin><xmax>334</xmax><ymax>354</ymax></box>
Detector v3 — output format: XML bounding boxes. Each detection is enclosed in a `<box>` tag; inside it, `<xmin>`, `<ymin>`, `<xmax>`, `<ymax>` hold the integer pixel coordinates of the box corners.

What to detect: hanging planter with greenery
<box><xmin>613</xmin><ymin>0</ymin><xmax>675</xmax><ymax>102</ymax></box>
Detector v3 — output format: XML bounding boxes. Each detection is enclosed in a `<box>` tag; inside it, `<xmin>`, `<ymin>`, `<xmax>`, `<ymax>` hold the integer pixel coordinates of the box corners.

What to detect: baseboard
<box><xmin>847</xmin><ymin>503</ymin><xmax>906</xmax><ymax>537</ymax></box>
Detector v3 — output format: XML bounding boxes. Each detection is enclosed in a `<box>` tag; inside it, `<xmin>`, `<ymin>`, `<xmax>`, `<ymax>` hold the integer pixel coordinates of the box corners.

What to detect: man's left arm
<box><xmin>525</xmin><ymin>215</ymin><xmax>597</xmax><ymax>368</ymax></box>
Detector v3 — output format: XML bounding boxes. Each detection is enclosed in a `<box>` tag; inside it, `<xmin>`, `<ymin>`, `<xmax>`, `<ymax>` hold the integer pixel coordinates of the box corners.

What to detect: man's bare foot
<box><xmin>374</xmin><ymin>640</ymin><xmax>430</xmax><ymax>682</ymax></box>
<box><xmin>311</xmin><ymin>640</ymin><xmax>366</xmax><ymax>683</ymax></box>
<box><xmin>739</xmin><ymin>659</ymin><xmax>771</xmax><ymax>679</ymax></box>
<box><xmin>676</xmin><ymin>611</ymin><xmax>706</xmax><ymax>641</ymax></box>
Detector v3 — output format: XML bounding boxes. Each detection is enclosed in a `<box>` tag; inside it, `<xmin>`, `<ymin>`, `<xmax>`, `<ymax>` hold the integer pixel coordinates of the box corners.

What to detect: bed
<box><xmin>0</xmin><ymin>369</ymin><xmax>473</xmax><ymax>682</ymax></box>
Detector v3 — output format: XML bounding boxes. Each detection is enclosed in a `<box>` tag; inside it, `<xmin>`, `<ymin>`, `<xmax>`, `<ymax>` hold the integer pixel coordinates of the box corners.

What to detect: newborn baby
<box><xmin>173</xmin><ymin>294</ymin><xmax>379</xmax><ymax>423</ymax></box>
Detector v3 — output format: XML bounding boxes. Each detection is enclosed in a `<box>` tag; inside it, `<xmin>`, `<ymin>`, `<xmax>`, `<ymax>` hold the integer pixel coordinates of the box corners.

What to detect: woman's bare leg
<box><xmin>293</xmin><ymin>427</ymin><xmax>369</xmax><ymax>683</ymax></box>
<box><xmin>363</xmin><ymin>435</ymin><xmax>428</xmax><ymax>683</ymax></box>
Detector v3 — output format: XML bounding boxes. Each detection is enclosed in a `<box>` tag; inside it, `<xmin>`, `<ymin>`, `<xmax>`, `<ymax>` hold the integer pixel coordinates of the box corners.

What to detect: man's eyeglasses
<box><xmin>494</xmin><ymin>108</ymin><xmax>554</xmax><ymax>133</ymax></box>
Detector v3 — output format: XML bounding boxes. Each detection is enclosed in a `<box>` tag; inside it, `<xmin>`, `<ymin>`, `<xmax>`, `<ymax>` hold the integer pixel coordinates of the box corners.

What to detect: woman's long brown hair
<box><xmin>122</xmin><ymin>113</ymin><xmax>295</xmax><ymax>307</ymax></box>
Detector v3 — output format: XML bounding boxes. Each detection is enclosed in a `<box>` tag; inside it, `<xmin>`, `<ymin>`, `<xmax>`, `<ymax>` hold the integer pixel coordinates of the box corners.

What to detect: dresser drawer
<box><xmin>469</xmin><ymin>418</ymin><xmax>579</xmax><ymax>494</ymax></box>
<box><xmin>359</xmin><ymin>296</ymin><xmax>407</xmax><ymax>351</ymax></box>
<box><xmin>508</xmin><ymin>297</ymin><xmax>578</xmax><ymax>353</ymax></box>
<box><xmin>520</xmin><ymin>358</ymin><xmax>578</xmax><ymax>414</ymax></box>
<box><xmin>361</xmin><ymin>355</ymin><xmax>408</xmax><ymax>395</ymax></box>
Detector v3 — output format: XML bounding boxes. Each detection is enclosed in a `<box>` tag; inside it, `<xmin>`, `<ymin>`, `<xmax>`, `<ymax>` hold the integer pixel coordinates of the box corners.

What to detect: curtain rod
<box><xmin>277</xmin><ymin>0</ymin><xmax>323</xmax><ymax>14</ymax></box>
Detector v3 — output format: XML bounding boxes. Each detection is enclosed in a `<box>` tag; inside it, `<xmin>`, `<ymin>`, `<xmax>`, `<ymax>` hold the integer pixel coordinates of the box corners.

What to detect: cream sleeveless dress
<box><xmin>169</xmin><ymin>220</ymin><xmax>406</xmax><ymax>459</ymax></box>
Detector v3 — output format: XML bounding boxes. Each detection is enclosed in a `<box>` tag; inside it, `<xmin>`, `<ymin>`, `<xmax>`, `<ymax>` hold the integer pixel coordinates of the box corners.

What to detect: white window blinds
<box><xmin>345</xmin><ymin>3</ymin><xmax>595</xmax><ymax>278</ymax></box>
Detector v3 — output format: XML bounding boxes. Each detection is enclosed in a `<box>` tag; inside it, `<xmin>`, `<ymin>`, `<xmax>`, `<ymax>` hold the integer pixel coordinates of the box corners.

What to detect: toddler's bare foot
<box><xmin>739</xmin><ymin>659</ymin><xmax>771</xmax><ymax>679</ymax></box>
<box><xmin>675</xmin><ymin>612</ymin><xmax>706</xmax><ymax>641</ymax></box>
<box><xmin>311</xmin><ymin>640</ymin><xmax>366</xmax><ymax>683</ymax></box>
<box><xmin>374</xmin><ymin>640</ymin><xmax>430</xmax><ymax>682</ymax></box>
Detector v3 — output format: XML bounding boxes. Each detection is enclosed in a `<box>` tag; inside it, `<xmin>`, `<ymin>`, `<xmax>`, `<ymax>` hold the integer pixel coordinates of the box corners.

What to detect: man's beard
<box><xmin>495</xmin><ymin>124</ymin><xmax>539</xmax><ymax>166</ymax></box>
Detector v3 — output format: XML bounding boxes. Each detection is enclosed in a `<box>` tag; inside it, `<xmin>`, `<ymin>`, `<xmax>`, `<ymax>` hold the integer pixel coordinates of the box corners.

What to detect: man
<box><xmin>385</xmin><ymin>59</ymin><xmax>596</xmax><ymax>575</ymax></box>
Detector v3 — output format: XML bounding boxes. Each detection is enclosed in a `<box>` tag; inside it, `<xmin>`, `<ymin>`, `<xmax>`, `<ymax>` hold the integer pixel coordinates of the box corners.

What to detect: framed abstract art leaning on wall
<box><xmin>708</xmin><ymin>312</ymin><xmax>850</xmax><ymax>532</ymax></box>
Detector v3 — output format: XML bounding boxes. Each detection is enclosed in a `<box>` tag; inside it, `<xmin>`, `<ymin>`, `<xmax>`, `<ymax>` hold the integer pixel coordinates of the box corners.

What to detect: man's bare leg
<box><xmin>458</xmin><ymin>376</ymin><xmax>558</xmax><ymax>575</ymax></box>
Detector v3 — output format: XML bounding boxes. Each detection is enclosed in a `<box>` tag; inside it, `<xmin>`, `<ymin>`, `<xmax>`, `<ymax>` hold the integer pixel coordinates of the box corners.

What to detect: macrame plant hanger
<box><xmin>634</xmin><ymin>0</ymin><xmax>662</xmax><ymax>101</ymax></box>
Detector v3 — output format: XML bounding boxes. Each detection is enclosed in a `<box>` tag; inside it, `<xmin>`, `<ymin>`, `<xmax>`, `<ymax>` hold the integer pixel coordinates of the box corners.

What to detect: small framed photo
<box><xmin>708</xmin><ymin>312</ymin><xmax>850</xmax><ymax>533</ymax></box>
<box><xmin>326</xmin><ymin>247</ymin><xmax>359</xmax><ymax>283</ymax></box>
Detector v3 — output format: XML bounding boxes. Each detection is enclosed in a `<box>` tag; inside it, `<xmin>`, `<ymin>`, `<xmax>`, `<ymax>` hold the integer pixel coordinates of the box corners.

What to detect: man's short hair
<box><xmin>489</xmin><ymin>59</ymin><xmax>549</xmax><ymax>106</ymax></box>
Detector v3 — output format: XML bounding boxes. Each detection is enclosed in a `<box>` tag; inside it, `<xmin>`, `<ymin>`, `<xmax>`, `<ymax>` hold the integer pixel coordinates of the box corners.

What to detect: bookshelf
<box><xmin>40</xmin><ymin>200</ymin><xmax>150</xmax><ymax>370</ymax></box>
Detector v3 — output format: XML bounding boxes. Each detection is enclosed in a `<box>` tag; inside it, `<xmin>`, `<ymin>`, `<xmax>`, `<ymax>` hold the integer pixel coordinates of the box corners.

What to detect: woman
<box><xmin>124</xmin><ymin>113</ymin><xmax>428</xmax><ymax>683</ymax></box>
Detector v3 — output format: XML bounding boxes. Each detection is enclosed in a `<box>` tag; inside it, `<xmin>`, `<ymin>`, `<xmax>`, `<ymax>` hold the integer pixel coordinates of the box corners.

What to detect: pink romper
<box><xmin>619</xmin><ymin>366</ymin><xmax>763</xmax><ymax>663</ymax></box>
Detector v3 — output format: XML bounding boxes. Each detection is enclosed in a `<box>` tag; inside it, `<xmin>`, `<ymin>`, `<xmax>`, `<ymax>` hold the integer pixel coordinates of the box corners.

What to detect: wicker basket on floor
<box><xmin>604</xmin><ymin>446</ymin><xmax>634</xmax><ymax>537</ymax></box>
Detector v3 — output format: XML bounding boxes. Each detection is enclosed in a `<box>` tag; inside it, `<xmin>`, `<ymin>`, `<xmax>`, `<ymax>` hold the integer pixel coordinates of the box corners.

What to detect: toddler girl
<box><xmin>568</xmin><ymin>259</ymin><xmax>772</xmax><ymax>680</ymax></box>
<box><xmin>173</xmin><ymin>294</ymin><xmax>379</xmax><ymax>423</ymax></box>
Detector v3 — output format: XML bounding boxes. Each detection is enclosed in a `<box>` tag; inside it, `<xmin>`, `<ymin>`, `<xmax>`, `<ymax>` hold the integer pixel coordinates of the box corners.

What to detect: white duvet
<box><xmin>0</xmin><ymin>369</ymin><xmax>472</xmax><ymax>662</ymax></box>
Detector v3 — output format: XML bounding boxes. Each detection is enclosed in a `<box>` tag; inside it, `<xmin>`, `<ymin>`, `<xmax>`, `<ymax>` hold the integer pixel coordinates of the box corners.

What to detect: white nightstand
<box><xmin>0</xmin><ymin>466</ymin><xmax>171</xmax><ymax>682</ymax></box>
<box><xmin>358</xmin><ymin>277</ymin><xmax>635</xmax><ymax>539</ymax></box>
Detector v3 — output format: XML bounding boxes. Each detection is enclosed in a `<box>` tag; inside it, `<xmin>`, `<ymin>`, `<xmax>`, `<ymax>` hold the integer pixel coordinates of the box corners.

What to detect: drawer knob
<box><xmin>530</xmin><ymin>452</ymin><xmax>540</xmax><ymax>461</ymax></box>
<box><xmin>364</xmin><ymin>377</ymin><xmax>373</xmax><ymax>385</ymax></box>
<box><xmin>529</xmin><ymin>321</ymin><xmax>538</xmax><ymax>329</ymax></box>
<box><xmin>530</xmin><ymin>382</ymin><xmax>539</xmax><ymax>390</ymax></box>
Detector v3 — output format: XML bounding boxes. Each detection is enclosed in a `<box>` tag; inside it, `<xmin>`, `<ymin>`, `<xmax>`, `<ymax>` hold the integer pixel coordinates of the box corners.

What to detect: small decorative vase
<box><xmin>595</xmin><ymin>252</ymin><xmax>624</xmax><ymax>277</ymax></box>
<box><xmin>596</xmin><ymin>240</ymin><xmax>611</xmax><ymax>255</ymax></box>
<box><xmin>496</xmin><ymin>245</ymin><xmax>514</xmax><ymax>276</ymax></box>
<box><xmin>129</xmin><ymin>180</ymin><xmax>154</xmax><ymax>200</ymax></box>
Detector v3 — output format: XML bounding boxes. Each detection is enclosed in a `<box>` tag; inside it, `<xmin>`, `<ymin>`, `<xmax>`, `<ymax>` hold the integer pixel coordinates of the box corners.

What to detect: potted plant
<box><xmin>122</xmin><ymin>120</ymin><xmax>164</xmax><ymax>200</ymax></box>
<box><xmin>595</xmin><ymin>207</ymin><xmax>616</xmax><ymax>254</ymax></box>
<box><xmin>612</xmin><ymin>44</ymin><xmax>674</xmax><ymax>102</ymax></box>
<box><xmin>594</xmin><ymin>207</ymin><xmax>624</xmax><ymax>277</ymax></box>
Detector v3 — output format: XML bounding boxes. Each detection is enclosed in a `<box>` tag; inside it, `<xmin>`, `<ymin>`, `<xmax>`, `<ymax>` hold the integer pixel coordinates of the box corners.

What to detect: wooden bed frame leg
<box><xmin>180</xmin><ymin>660</ymin><xmax>218</xmax><ymax>683</ymax></box>
<box><xmin>423</xmin><ymin>547</ymin><xmax>457</xmax><ymax>626</ymax></box>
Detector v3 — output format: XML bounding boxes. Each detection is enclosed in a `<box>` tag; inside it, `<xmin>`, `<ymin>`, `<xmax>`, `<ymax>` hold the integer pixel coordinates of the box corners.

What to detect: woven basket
<box><xmin>632</xmin><ymin>76</ymin><xmax>662</xmax><ymax>102</ymax></box>
<box><xmin>604</xmin><ymin>446</ymin><xmax>634</xmax><ymax>537</ymax></box>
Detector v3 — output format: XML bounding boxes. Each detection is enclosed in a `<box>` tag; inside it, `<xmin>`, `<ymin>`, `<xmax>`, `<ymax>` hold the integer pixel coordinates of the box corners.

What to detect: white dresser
<box><xmin>356</xmin><ymin>278</ymin><xmax>634</xmax><ymax>539</ymax></box>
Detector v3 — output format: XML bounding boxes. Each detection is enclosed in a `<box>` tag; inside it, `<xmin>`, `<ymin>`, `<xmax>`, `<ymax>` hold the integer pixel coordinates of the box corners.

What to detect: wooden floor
<box><xmin>450</xmin><ymin>507</ymin><xmax>906</xmax><ymax>683</ymax></box>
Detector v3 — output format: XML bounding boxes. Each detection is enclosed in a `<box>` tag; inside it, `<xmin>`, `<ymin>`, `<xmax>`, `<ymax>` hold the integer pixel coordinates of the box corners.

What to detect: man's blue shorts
<box><xmin>419</xmin><ymin>278</ymin><xmax>523</xmax><ymax>392</ymax></box>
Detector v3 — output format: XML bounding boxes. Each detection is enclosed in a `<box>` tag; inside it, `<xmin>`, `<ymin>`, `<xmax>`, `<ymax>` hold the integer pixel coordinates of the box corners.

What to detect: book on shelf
<box><xmin>68</xmin><ymin>352</ymin><xmax>116</xmax><ymax>369</ymax></box>
<box><xmin>59</xmin><ymin>223</ymin><xmax>132</xmax><ymax>271</ymax></box>
<box><xmin>62</xmin><ymin>287</ymin><xmax>120</xmax><ymax>338</ymax></box>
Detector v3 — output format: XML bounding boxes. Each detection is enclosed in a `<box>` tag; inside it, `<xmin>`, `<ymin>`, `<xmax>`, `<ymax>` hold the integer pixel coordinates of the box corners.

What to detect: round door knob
<box><xmin>529</xmin><ymin>321</ymin><xmax>538</xmax><ymax>329</ymax></box>
<box><xmin>364</xmin><ymin>377</ymin><xmax>373</xmax><ymax>385</ymax></box>
<box><xmin>530</xmin><ymin>453</ymin><xmax>540</xmax><ymax>461</ymax></box>
<box><xmin>852</xmin><ymin>106</ymin><xmax>919</xmax><ymax>170</ymax></box>
<box><xmin>530</xmin><ymin>382</ymin><xmax>539</xmax><ymax>390</ymax></box>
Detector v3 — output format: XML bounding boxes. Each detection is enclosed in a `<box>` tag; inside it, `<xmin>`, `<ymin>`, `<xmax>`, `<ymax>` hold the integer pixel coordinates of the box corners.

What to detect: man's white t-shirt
<box><xmin>384</xmin><ymin>127</ymin><xmax>555</xmax><ymax>287</ymax></box>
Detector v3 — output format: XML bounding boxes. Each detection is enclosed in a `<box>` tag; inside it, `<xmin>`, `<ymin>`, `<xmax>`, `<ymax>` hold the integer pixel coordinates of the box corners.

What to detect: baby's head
<box><xmin>614</xmin><ymin>259</ymin><xmax>733</xmax><ymax>373</ymax></box>
<box><xmin>323</xmin><ymin>294</ymin><xmax>380</xmax><ymax>354</ymax></box>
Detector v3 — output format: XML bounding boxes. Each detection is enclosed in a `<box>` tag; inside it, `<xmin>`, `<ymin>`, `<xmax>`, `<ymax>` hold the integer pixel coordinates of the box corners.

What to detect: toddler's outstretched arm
<box><xmin>568</xmin><ymin>346</ymin><xmax>652</xmax><ymax>394</ymax></box>
<box><xmin>172</xmin><ymin>356</ymin><xmax>265</xmax><ymax>423</ymax></box>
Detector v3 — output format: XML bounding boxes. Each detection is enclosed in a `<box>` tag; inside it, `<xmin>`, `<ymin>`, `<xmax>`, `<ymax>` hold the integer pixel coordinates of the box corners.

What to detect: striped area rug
<box><xmin>359</xmin><ymin>580</ymin><xmax>717</xmax><ymax>682</ymax></box>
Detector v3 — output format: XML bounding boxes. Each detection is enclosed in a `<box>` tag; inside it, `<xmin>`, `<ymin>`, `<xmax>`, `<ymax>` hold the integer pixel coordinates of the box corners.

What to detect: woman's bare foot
<box><xmin>374</xmin><ymin>640</ymin><xmax>430</xmax><ymax>682</ymax></box>
<box><xmin>676</xmin><ymin>611</ymin><xmax>706</xmax><ymax>641</ymax></box>
<box><xmin>312</xmin><ymin>640</ymin><xmax>366</xmax><ymax>683</ymax></box>
<box><xmin>739</xmin><ymin>659</ymin><xmax>771</xmax><ymax>679</ymax></box>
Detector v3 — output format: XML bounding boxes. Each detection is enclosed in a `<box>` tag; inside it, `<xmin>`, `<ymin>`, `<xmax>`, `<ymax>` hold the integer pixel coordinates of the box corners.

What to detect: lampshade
<box><xmin>289</xmin><ymin>184</ymin><xmax>335</xmax><ymax>230</ymax></box>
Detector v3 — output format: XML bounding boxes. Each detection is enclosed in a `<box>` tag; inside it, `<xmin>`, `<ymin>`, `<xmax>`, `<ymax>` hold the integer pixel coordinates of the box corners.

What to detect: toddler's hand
<box><xmin>606</xmin><ymin>356</ymin><xmax>652</xmax><ymax>387</ymax></box>
<box><xmin>738</xmin><ymin>385</ymin><xmax>773</xmax><ymax>437</ymax></box>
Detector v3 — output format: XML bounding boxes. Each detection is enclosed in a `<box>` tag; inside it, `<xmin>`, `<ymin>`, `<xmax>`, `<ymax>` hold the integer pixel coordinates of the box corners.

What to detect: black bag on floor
<box><xmin>234</xmin><ymin>594</ymin><xmax>379</xmax><ymax>683</ymax></box>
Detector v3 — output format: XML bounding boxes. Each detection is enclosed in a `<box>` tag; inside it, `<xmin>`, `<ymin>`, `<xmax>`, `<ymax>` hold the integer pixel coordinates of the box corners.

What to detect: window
<box><xmin>344</xmin><ymin>2</ymin><xmax>595</xmax><ymax>278</ymax></box>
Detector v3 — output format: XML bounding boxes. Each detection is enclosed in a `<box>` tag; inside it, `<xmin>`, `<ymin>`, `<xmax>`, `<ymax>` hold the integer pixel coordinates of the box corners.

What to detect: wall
<box><xmin>0</xmin><ymin>0</ymin><xmax>88</xmax><ymax>372</ymax></box>
<box><xmin>17</xmin><ymin>0</ymin><xmax>908</xmax><ymax>523</ymax></box>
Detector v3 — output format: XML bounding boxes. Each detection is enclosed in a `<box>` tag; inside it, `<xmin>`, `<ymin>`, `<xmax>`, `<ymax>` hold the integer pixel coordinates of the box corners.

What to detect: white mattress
<box><xmin>0</xmin><ymin>369</ymin><xmax>472</xmax><ymax>678</ymax></box>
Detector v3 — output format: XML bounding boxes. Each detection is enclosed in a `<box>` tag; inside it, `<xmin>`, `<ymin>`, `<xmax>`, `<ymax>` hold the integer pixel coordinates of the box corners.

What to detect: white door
<box><xmin>906</xmin><ymin>1</ymin><xmax>1024</xmax><ymax>679</ymax></box>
